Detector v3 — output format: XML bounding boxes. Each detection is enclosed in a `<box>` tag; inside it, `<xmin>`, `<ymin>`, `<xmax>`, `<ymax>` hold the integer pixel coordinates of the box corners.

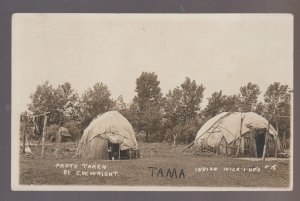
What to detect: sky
<box><xmin>12</xmin><ymin>14</ymin><xmax>293</xmax><ymax>112</ymax></box>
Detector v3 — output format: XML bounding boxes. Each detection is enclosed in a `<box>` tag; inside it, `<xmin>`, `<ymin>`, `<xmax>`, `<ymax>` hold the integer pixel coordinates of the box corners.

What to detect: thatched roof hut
<box><xmin>75</xmin><ymin>111</ymin><xmax>138</xmax><ymax>159</ymax></box>
<box><xmin>194</xmin><ymin>112</ymin><xmax>281</xmax><ymax>157</ymax></box>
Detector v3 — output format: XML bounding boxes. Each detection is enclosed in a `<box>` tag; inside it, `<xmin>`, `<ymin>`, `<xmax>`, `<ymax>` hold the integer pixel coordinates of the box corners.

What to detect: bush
<box><xmin>179</xmin><ymin>121</ymin><xmax>199</xmax><ymax>144</ymax></box>
<box><xmin>63</xmin><ymin>120</ymin><xmax>82</xmax><ymax>141</ymax></box>
<box><xmin>136</xmin><ymin>131</ymin><xmax>147</xmax><ymax>143</ymax></box>
<box><xmin>45</xmin><ymin>124</ymin><xmax>60</xmax><ymax>141</ymax></box>
<box><xmin>163</xmin><ymin>119</ymin><xmax>201</xmax><ymax>145</ymax></box>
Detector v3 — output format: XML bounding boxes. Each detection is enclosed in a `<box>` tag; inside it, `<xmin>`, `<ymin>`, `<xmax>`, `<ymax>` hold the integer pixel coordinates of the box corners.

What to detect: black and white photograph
<box><xmin>11</xmin><ymin>14</ymin><xmax>293</xmax><ymax>191</ymax></box>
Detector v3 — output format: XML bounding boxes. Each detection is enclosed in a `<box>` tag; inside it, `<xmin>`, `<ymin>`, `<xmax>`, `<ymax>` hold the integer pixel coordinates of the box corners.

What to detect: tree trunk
<box><xmin>173</xmin><ymin>134</ymin><xmax>177</xmax><ymax>146</ymax></box>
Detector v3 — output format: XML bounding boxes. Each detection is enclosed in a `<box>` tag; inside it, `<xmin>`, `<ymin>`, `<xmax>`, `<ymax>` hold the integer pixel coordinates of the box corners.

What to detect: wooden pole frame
<box><xmin>236</xmin><ymin>114</ymin><xmax>245</xmax><ymax>157</ymax></box>
<box><xmin>181</xmin><ymin>108</ymin><xmax>238</xmax><ymax>153</ymax></box>
<box><xmin>253</xmin><ymin>135</ymin><xmax>258</xmax><ymax>158</ymax></box>
<box><xmin>262</xmin><ymin>121</ymin><xmax>270</xmax><ymax>161</ymax></box>
<box><xmin>275</xmin><ymin>136</ymin><xmax>278</xmax><ymax>158</ymax></box>
<box><xmin>41</xmin><ymin>113</ymin><xmax>48</xmax><ymax>157</ymax></box>
<box><xmin>54</xmin><ymin>127</ymin><xmax>62</xmax><ymax>157</ymax></box>
<box><xmin>192</xmin><ymin>146</ymin><xmax>201</xmax><ymax>154</ymax></box>
<box><xmin>275</xmin><ymin>119</ymin><xmax>280</xmax><ymax>158</ymax></box>
<box><xmin>33</xmin><ymin>112</ymin><xmax>50</xmax><ymax>118</ymax></box>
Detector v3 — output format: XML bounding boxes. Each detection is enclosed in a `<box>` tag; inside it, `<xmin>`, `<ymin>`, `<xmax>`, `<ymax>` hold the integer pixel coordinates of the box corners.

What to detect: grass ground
<box><xmin>19</xmin><ymin>142</ymin><xmax>290</xmax><ymax>188</ymax></box>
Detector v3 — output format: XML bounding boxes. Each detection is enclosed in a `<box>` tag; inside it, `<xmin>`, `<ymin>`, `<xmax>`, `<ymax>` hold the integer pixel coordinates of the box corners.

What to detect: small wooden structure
<box><xmin>20</xmin><ymin>112</ymin><xmax>49</xmax><ymax>157</ymax></box>
<box><xmin>20</xmin><ymin>115</ymin><xmax>33</xmax><ymax>155</ymax></box>
<box><xmin>40</xmin><ymin>113</ymin><xmax>48</xmax><ymax>157</ymax></box>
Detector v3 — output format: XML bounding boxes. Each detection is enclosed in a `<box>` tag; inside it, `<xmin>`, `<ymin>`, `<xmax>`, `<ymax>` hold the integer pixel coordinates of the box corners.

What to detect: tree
<box><xmin>162</xmin><ymin>78</ymin><xmax>204</xmax><ymax>144</ymax></box>
<box><xmin>121</xmin><ymin>101</ymin><xmax>139</xmax><ymax>129</ymax></box>
<box><xmin>114</xmin><ymin>95</ymin><xmax>128</xmax><ymax>112</ymax></box>
<box><xmin>180</xmin><ymin>77</ymin><xmax>205</xmax><ymax>122</ymax></box>
<box><xmin>239</xmin><ymin>82</ymin><xmax>261</xmax><ymax>112</ymax></box>
<box><xmin>135</xmin><ymin>72</ymin><xmax>162</xmax><ymax>110</ymax></box>
<box><xmin>134</xmin><ymin>72</ymin><xmax>163</xmax><ymax>142</ymax></box>
<box><xmin>202</xmin><ymin>91</ymin><xmax>241</xmax><ymax>119</ymax></box>
<box><xmin>163</xmin><ymin>87</ymin><xmax>184</xmax><ymax>126</ymax></box>
<box><xmin>81</xmin><ymin>82</ymin><xmax>115</xmax><ymax>128</ymax></box>
<box><xmin>203</xmin><ymin>91</ymin><xmax>227</xmax><ymax>118</ymax></box>
<box><xmin>28</xmin><ymin>81</ymin><xmax>80</xmax><ymax>125</ymax></box>
<box><xmin>223</xmin><ymin>94</ymin><xmax>241</xmax><ymax>112</ymax></box>
<box><xmin>255</xmin><ymin>102</ymin><xmax>265</xmax><ymax>116</ymax></box>
<box><xmin>56</xmin><ymin>82</ymin><xmax>81</xmax><ymax>122</ymax></box>
<box><xmin>264</xmin><ymin>82</ymin><xmax>291</xmax><ymax>138</ymax></box>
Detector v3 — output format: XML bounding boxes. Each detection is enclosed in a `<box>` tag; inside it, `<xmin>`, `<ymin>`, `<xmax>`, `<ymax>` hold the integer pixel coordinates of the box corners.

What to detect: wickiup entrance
<box><xmin>256</xmin><ymin>133</ymin><xmax>266</xmax><ymax>157</ymax></box>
